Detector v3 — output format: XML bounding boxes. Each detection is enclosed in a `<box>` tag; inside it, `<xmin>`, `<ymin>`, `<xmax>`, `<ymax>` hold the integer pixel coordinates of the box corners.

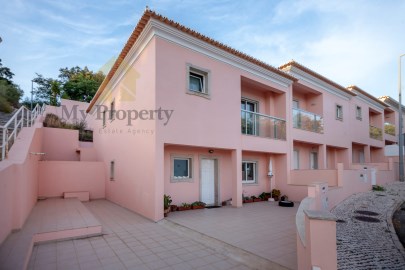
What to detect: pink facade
<box><xmin>0</xmin><ymin>10</ymin><xmax>401</xmax><ymax>247</ymax></box>
<box><xmin>82</xmin><ymin>10</ymin><xmax>399</xmax><ymax>222</ymax></box>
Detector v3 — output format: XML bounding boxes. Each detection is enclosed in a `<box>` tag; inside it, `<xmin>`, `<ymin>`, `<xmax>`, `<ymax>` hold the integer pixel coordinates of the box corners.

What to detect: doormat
<box><xmin>205</xmin><ymin>206</ymin><xmax>221</xmax><ymax>209</ymax></box>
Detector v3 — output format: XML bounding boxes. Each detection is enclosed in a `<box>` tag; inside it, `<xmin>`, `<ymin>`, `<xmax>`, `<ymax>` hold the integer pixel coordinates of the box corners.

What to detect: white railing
<box><xmin>0</xmin><ymin>104</ymin><xmax>46</xmax><ymax>160</ymax></box>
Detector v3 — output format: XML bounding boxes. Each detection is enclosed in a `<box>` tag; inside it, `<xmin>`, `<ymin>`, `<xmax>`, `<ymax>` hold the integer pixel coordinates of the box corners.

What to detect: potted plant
<box><xmin>272</xmin><ymin>189</ymin><xmax>281</xmax><ymax>201</ymax></box>
<box><xmin>191</xmin><ymin>201</ymin><xmax>206</xmax><ymax>209</ymax></box>
<box><xmin>170</xmin><ymin>204</ymin><xmax>178</xmax><ymax>212</ymax></box>
<box><xmin>243</xmin><ymin>196</ymin><xmax>253</xmax><ymax>203</ymax></box>
<box><xmin>164</xmin><ymin>194</ymin><xmax>172</xmax><ymax>217</ymax></box>
<box><xmin>260</xmin><ymin>192</ymin><xmax>271</xmax><ymax>201</ymax></box>
<box><xmin>251</xmin><ymin>195</ymin><xmax>261</xmax><ymax>202</ymax></box>
<box><xmin>178</xmin><ymin>203</ymin><xmax>191</xmax><ymax>211</ymax></box>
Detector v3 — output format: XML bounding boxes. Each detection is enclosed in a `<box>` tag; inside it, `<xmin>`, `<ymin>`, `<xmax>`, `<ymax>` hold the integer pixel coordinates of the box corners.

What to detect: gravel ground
<box><xmin>331</xmin><ymin>182</ymin><xmax>405</xmax><ymax>270</ymax></box>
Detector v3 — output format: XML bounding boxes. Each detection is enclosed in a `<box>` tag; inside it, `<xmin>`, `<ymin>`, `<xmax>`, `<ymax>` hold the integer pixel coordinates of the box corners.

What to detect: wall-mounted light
<box><xmin>208</xmin><ymin>149</ymin><xmax>214</xmax><ymax>154</ymax></box>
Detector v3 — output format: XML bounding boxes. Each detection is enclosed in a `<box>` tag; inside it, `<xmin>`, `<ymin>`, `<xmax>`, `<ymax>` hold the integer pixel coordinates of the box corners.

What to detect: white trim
<box><xmin>171</xmin><ymin>155</ymin><xmax>194</xmax><ymax>182</ymax></box>
<box><xmin>286</xmin><ymin>67</ymin><xmax>352</xmax><ymax>100</ymax></box>
<box><xmin>336</xmin><ymin>104</ymin><xmax>343</xmax><ymax>121</ymax></box>
<box><xmin>355</xmin><ymin>105</ymin><xmax>362</xmax><ymax>120</ymax></box>
<box><xmin>242</xmin><ymin>160</ymin><xmax>258</xmax><ymax>184</ymax></box>
<box><xmin>91</xmin><ymin>18</ymin><xmax>295</xmax><ymax>111</ymax></box>
<box><xmin>351</xmin><ymin>90</ymin><xmax>386</xmax><ymax>111</ymax></box>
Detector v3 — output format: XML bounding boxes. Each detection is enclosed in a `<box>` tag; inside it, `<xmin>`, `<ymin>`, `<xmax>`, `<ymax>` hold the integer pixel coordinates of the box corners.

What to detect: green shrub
<box><xmin>0</xmin><ymin>95</ymin><xmax>12</xmax><ymax>113</ymax></box>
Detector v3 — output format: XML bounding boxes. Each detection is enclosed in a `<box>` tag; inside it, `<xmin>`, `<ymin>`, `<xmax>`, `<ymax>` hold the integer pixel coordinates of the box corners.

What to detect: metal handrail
<box><xmin>1</xmin><ymin>104</ymin><xmax>46</xmax><ymax>160</ymax></box>
<box><xmin>240</xmin><ymin>109</ymin><xmax>286</xmax><ymax>122</ymax></box>
<box><xmin>292</xmin><ymin>107</ymin><xmax>323</xmax><ymax>118</ymax></box>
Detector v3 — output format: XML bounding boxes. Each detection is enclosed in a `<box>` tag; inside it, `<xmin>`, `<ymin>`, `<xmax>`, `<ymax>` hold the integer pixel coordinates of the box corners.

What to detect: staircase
<box><xmin>0</xmin><ymin>104</ymin><xmax>45</xmax><ymax>161</ymax></box>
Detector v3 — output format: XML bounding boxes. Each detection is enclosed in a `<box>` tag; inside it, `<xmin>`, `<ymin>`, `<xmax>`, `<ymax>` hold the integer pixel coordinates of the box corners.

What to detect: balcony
<box><xmin>292</xmin><ymin>108</ymin><xmax>323</xmax><ymax>133</ymax></box>
<box><xmin>384</xmin><ymin>122</ymin><xmax>395</xmax><ymax>136</ymax></box>
<box><xmin>369</xmin><ymin>125</ymin><xmax>383</xmax><ymax>140</ymax></box>
<box><xmin>241</xmin><ymin>110</ymin><xmax>286</xmax><ymax>140</ymax></box>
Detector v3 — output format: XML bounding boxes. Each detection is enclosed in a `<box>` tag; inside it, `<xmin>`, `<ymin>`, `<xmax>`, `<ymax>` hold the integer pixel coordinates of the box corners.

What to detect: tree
<box><xmin>0</xmin><ymin>59</ymin><xmax>14</xmax><ymax>84</ymax></box>
<box><xmin>33</xmin><ymin>66</ymin><xmax>105</xmax><ymax>105</ymax></box>
<box><xmin>0</xmin><ymin>59</ymin><xmax>23</xmax><ymax>113</ymax></box>
<box><xmin>32</xmin><ymin>74</ymin><xmax>57</xmax><ymax>105</ymax></box>
<box><xmin>59</xmin><ymin>66</ymin><xmax>104</xmax><ymax>102</ymax></box>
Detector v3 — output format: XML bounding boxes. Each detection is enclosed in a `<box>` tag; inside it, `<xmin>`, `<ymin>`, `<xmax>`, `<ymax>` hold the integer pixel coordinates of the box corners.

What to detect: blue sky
<box><xmin>1</xmin><ymin>0</ymin><xmax>405</xmax><ymax>101</ymax></box>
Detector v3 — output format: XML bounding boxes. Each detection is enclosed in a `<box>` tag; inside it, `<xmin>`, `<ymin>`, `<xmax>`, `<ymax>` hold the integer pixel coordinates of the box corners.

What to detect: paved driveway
<box><xmin>28</xmin><ymin>200</ymin><xmax>252</xmax><ymax>270</ymax></box>
<box><xmin>167</xmin><ymin>201</ymin><xmax>298</xmax><ymax>270</ymax></box>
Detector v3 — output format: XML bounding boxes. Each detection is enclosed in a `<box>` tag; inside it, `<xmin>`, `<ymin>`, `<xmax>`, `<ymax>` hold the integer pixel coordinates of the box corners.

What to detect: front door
<box><xmin>200</xmin><ymin>158</ymin><xmax>217</xmax><ymax>206</ymax></box>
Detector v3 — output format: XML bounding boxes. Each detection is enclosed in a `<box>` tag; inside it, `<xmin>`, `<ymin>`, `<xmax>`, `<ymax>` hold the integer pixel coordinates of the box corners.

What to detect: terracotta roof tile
<box><xmin>347</xmin><ymin>85</ymin><xmax>387</xmax><ymax>107</ymax></box>
<box><xmin>87</xmin><ymin>9</ymin><xmax>296</xmax><ymax>112</ymax></box>
<box><xmin>279</xmin><ymin>60</ymin><xmax>356</xmax><ymax>96</ymax></box>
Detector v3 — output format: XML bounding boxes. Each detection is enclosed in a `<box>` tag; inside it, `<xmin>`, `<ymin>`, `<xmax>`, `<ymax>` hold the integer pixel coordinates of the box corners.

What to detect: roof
<box><xmin>87</xmin><ymin>9</ymin><xmax>297</xmax><ymax>112</ymax></box>
<box><xmin>379</xmin><ymin>96</ymin><xmax>405</xmax><ymax>111</ymax></box>
<box><xmin>279</xmin><ymin>60</ymin><xmax>357</xmax><ymax>96</ymax></box>
<box><xmin>347</xmin><ymin>85</ymin><xmax>387</xmax><ymax>107</ymax></box>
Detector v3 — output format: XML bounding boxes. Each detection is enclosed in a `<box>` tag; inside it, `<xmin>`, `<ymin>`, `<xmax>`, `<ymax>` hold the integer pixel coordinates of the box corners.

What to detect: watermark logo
<box><xmin>61</xmin><ymin>105</ymin><xmax>174</xmax><ymax>126</ymax></box>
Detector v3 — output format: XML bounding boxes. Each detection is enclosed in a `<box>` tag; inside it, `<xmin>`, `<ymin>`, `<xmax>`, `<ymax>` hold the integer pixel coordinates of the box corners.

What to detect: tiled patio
<box><xmin>0</xmin><ymin>198</ymin><xmax>102</xmax><ymax>270</ymax></box>
<box><xmin>167</xmin><ymin>201</ymin><xmax>298</xmax><ymax>270</ymax></box>
<box><xmin>28</xmin><ymin>200</ymin><xmax>253</xmax><ymax>270</ymax></box>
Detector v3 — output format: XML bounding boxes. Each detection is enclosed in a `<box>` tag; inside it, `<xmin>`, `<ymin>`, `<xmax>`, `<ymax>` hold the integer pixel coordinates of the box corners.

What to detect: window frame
<box><xmin>110</xmin><ymin>99</ymin><xmax>115</xmax><ymax>122</ymax></box>
<box><xmin>293</xmin><ymin>149</ymin><xmax>300</xmax><ymax>170</ymax></box>
<box><xmin>110</xmin><ymin>160</ymin><xmax>115</xmax><ymax>181</ymax></box>
<box><xmin>310</xmin><ymin>151</ymin><xmax>318</xmax><ymax>170</ymax></box>
<box><xmin>102</xmin><ymin>110</ymin><xmax>106</xmax><ymax>128</ymax></box>
<box><xmin>293</xmin><ymin>99</ymin><xmax>299</xmax><ymax>109</ymax></box>
<box><xmin>242</xmin><ymin>161</ymin><xmax>258</xmax><ymax>184</ymax></box>
<box><xmin>336</xmin><ymin>104</ymin><xmax>343</xmax><ymax>121</ymax></box>
<box><xmin>171</xmin><ymin>155</ymin><xmax>194</xmax><ymax>182</ymax></box>
<box><xmin>186</xmin><ymin>64</ymin><xmax>210</xmax><ymax>98</ymax></box>
<box><xmin>355</xmin><ymin>105</ymin><xmax>362</xmax><ymax>120</ymax></box>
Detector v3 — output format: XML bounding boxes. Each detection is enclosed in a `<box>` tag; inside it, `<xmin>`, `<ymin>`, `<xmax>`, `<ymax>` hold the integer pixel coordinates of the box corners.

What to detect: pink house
<box><xmin>82</xmin><ymin>9</ymin><xmax>399</xmax><ymax>222</ymax></box>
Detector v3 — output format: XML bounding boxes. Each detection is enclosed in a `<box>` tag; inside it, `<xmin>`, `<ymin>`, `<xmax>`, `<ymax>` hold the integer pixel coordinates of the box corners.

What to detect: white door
<box><xmin>201</xmin><ymin>159</ymin><xmax>216</xmax><ymax>205</ymax></box>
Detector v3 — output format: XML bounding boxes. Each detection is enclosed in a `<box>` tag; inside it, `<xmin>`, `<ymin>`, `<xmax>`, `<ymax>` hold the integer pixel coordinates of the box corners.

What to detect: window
<box><xmin>187</xmin><ymin>65</ymin><xmax>210</xmax><ymax>97</ymax></box>
<box><xmin>172</xmin><ymin>157</ymin><xmax>193</xmax><ymax>181</ymax></box>
<box><xmin>242</xmin><ymin>161</ymin><xmax>257</xmax><ymax>184</ymax></box>
<box><xmin>293</xmin><ymin>150</ymin><xmax>299</xmax><ymax>170</ymax></box>
<box><xmin>102</xmin><ymin>110</ymin><xmax>106</xmax><ymax>127</ymax></box>
<box><xmin>293</xmin><ymin>100</ymin><xmax>299</xmax><ymax>109</ymax></box>
<box><xmin>310</xmin><ymin>152</ymin><xmax>318</xmax><ymax>170</ymax></box>
<box><xmin>356</xmin><ymin>106</ymin><xmax>362</xmax><ymax>120</ymax></box>
<box><xmin>110</xmin><ymin>100</ymin><xmax>115</xmax><ymax>121</ymax></box>
<box><xmin>241</xmin><ymin>98</ymin><xmax>258</xmax><ymax>135</ymax></box>
<box><xmin>110</xmin><ymin>160</ymin><xmax>115</xmax><ymax>181</ymax></box>
<box><xmin>336</xmin><ymin>105</ymin><xmax>343</xmax><ymax>120</ymax></box>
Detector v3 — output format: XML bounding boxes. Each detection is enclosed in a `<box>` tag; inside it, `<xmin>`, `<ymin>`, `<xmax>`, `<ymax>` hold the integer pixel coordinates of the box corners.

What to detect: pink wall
<box><xmin>91</xmin><ymin>37</ymin><xmax>160</xmax><ymax>221</ymax></box>
<box><xmin>38</xmin><ymin>161</ymin><xmax>105</xmax><ymax>199</ymax></box>
<box><xmin>0</xmin><ymin>127</ymin><xmax>42</xmax><ymax>244</ymax></box>
<box><xmin>163</xmin><ymin>146</ymin><xmax>277</xmax><ymax>205</ymax></box>
<box><xmin>42</xmin><ymin>128</ymin><xmax>79</xmax><ymax>161</ymax></box>
<box><xmin>290</xmin><ymin>169</ymin><xmax>337</xmax><ymax>186</ymax></box>
<box><xmin>164</xmin><ymin>145</ymin><xmax>233</xmax><ymax>206</ymax></box>
<box><xmin>45</xmin><ymin>99</ymin><xmax>94</xmax><ymax>129</ymax></box>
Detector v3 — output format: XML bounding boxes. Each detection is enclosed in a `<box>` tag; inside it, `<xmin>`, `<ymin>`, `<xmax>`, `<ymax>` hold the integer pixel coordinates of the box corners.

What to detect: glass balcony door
<box><xmin>241</xmin><ymin>99</ymin><xmax>258</xmax><ymax>135</ymax></box>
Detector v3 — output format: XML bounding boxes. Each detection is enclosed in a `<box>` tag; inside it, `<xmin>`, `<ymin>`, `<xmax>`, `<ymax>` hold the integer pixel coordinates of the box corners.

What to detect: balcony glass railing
<box><xmin>241</xmin><ymin>110</ymin><xmax>286</xmax><ymax>140</ymax></box>
<box><xmin>292</xmin><ymin>108</ymin><xmax>323</xmax><ymax>133</ymax></box>
<box><xmin>384</xmin><ymin>122</ymin><xmax>395</xmax><ymax>136</ymax></box>
<box><xmin>369</xmin><ymin>125</ymin><xmax>383</xmax><ymax>140</ymax></box>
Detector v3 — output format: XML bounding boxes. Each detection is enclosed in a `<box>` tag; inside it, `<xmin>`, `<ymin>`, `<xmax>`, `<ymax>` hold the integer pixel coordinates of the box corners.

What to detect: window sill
<box><xmin>242</xmin><ymin>182</ymin><xmax>259</xmax><ymax>186</ymax></box>
<box><xmin>187</xmin><ymin>90</ymin><xmax>211</xmax><ymax>99</ymax></box>
<box><xmin>170</xmin><ymin>178</ymin><xmax>194</xmax><ymax>183</ymax></box>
